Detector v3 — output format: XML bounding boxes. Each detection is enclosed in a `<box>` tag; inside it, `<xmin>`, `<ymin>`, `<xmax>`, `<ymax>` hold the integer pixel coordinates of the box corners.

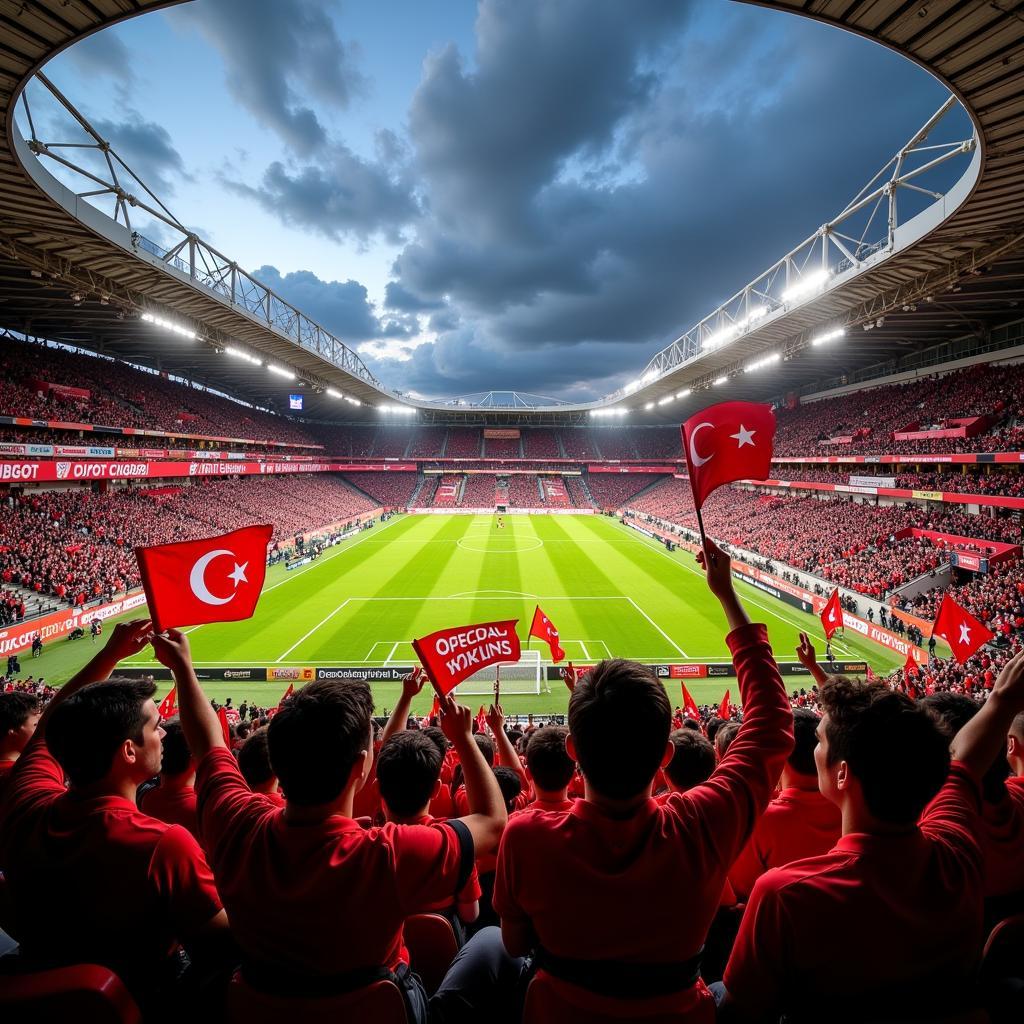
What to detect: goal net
<box><xmin>453</xmin><ymin>649</ymin><xmax>543</xmax><ymax>696</ymax></box>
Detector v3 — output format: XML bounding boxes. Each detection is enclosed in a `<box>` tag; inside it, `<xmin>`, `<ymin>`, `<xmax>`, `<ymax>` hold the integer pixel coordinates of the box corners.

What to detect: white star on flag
<box><xmin>959</xmin><ymin>622</ymin><xmax>971</xmax><ymax>645</ymax></box>
<box><xmin>730</xmin><ymin>424</ymin><xmax>756</xmax><ymax>448</ymax></box>
<box><xmin>228</xmin><ymin>562</ymin><xmax>248</xmax><ymax>587</ymax></box>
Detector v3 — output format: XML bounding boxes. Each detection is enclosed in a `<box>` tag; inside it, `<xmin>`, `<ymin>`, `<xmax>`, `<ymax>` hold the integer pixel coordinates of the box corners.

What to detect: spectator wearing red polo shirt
<box><xmin>139</xmin><ymin>718</ymin><xmax>200</xmax><ymax>837</ymax></box>
<box><xmin>516</xmin><ymin>725</ymin><xmax>574</xmax><ymax>815</ymax></box>
<box><xmin>0</xmin><ymin>691</ymin><xmax>40</xmax><ymax>806</ymax></box>
<box><xmin>433</xmin><ymin>539</ymin><xmax>793</xmax><ymax>1024</ymax></box>
<box><xmin>729</xmin><ymin>705</ymin><xmax>841</xmax><ymax>900</ymax></box>
<box><xmin>156</xmin><ymin>629</ymin><xmax>506</xmax><ymax>1024</ymax></box>
<box><xmin>718</xmin><ymin>652</ymin><xmax>1024</xmax><ymax>1023</ymax></box>
<box><xmin>236</xmin><ymin>728</ymin><xmax>284</xmax><ymax>806</ymax></box>
<box><xmin>0</xmin><ymin>621</ymin><xmax>229</xmax><ymax>1018</ymax></box>
<box><xmin>662</xmin><ymin>728</ymin><xmax>717</xmax><ymax>799</ymax></box>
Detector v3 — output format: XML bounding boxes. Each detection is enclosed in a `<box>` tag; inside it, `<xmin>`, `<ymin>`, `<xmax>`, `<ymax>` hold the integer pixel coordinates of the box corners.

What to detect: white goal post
<box><xmin>453</xmin><ymin>649</ymin><xmax>544</xmax><ymax>696</ymax></box>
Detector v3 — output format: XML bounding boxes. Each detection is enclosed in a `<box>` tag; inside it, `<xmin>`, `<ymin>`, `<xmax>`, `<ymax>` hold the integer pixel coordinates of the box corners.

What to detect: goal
<box><xmin>453</xmin><ymin>650</ymin><xmax>543</xmax><ymax>696</ymax></box>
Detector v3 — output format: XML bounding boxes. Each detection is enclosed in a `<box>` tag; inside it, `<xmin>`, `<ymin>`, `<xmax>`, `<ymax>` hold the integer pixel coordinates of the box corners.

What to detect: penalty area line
<box><xmin>625</xmin><ymin>596</ymin><xmax>688</xmax><ymax>658</ymax></box>
<box><xmin>275</xmin><ymin>598</ymin><xmax>352</xmax><ymax>662</ymax></box>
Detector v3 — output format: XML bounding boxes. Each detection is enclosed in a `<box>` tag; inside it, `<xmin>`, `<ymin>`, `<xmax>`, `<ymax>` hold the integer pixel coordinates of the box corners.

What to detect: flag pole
<box><xmin>494</xmin><ymin>662</ymin><xmax>501</xmax><ymax>708</ymax></box>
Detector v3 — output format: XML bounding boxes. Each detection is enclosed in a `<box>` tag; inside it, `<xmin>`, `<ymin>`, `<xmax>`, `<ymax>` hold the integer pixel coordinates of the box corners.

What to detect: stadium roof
<box><xmin>0</xmin><ymin>0</ymin><xmax>1021</xmax><ymax>424</ymax></box>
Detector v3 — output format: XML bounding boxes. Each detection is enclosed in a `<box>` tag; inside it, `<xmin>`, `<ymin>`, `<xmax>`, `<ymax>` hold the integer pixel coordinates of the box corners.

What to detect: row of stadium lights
<box><xmin>140</xmin><ymin>312</ymin><xmax>361</xmax><ymax>405</ymax></box>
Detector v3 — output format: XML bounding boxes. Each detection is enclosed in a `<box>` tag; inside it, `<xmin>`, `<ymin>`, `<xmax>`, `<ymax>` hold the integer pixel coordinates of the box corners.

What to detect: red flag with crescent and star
<box><xmin>681</xmin><ymin>401</ymin><xmax>776</xmax><ymax>510</ymax></box>
<box><xmin>820</xmin><ymin>588</ymin><xmax>843</xmax><ymax>639</ymax></box>
<box><xmin>932</xmin><ymin>593</ymin><xmax>994</xmax><ymax>664</ymax></box>
<box><xmin>134</xmin><ymin>524</ymin><xmax>273</xmax><ymax>632</ymax></box>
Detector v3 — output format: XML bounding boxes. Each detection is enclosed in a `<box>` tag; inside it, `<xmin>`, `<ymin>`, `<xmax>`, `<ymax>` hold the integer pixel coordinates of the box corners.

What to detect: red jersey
<box><xmin>0</xmin><ymin>760</ymin><xmax>14</xmax><ymax>809</ymax></box>
<box><xmin>494</xmin><ymin>623</ymin><xmax>792</xmax><ymax>1018</ymax></box>
<box><xmin>516</xmin><ymin>795</ymin><xmax>573</xmax><ymax>816</ymax></box>
<box><xmin>979</xmin><ymin>775</ymin><xmax>1024</xmax><ymax>899</ymax></box>
<box><xmin>195</xmin><ymin>747</ymin><xmax>471</xmax><ymax>976</ymax></box>
<box><xmin>139</xmin><ymin>779</ymin><xmax>200</xmax><ymax>838</ymax></box>
<box><xmin>0</xmin><ymin>745</ymin><xmax>221</xmax><ymax>1000</ymax></box>
<box><xmin>723</xmin><ymin>763</ymin><xmax>984</xmax><ymax>1021</ymax></box>
<box><xmin>728</xmin><ymin>786</ymin><xmax>841</xmax><ymax>898</ymax></box>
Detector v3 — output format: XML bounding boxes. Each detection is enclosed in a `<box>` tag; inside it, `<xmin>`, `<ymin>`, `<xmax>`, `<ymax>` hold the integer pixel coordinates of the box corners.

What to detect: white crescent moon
<box><xmin>189</xmin><ymin>549</ymin><xmax>234</xmax><ymax>606</ymax></box>
<box><xmin>688</xmin><ymin>422</ymin><xmax>715</xmax><ymax>468</ymax></box>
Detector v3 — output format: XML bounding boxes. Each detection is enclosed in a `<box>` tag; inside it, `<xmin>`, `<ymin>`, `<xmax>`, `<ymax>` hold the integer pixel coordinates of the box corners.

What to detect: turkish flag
<box><xmin>529</xmin><ymin>605</ymin><xmax>564</xmax><ymax>662</ymax></box>
<box><xmin>932</xmin><ymin>594</ymin><xmax>994</xmax><ymax>664</ymax></box>
<box><xmin>820</xmin><ymin>589</ymin><xmax>843</xmax><ymax>639</ymax></box>
<box><xmin>157</xmin><ymin>686</ymin><xmax>177</xmax><ymax>720</ymax></box>
<box><xmin>413</xmin><ymin>619</ymin><xmax>520</xmax><ymax>696</ymax></box>
<box><xmin>135</xmin><ymin>524</ymin><xmax>273</xmax><ymax>631</ymax></box>
<box><xmin>718</xmin><ymin>689</ymin><xmax>731</xmax><ymax>720</ymax></box>
<box><xmin>681</xmin><ymin>401</ymin><xmax>776</xmax><ymax>510</ymax></box>
<box><xmin>681</xmin><ymin>683</ymin><xmax>700</xmax><ymax>721</ymax></box>
<box><xmin>904</xmin><ymin>650</ymin><xmax>920</xmax><ymax>678</ymax></box>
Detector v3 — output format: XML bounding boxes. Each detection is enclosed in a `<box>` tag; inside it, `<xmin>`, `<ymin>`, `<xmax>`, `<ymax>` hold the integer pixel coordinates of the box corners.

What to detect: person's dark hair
<box><xmin>820</xmin><ymin>677</ymin><xmax>949</xmax><ymax>824</ymax></box>
<box><xmin>921</xmin><ymin>692</ymin><xmax>1009</xmax><ymax>804</ymax></box>
<box><xmin>474</xmin><ymin>732</ymin><xmax>495</xmax><ymax>767</ymax></box>
<box><xmin>377</xmin><ymin>731</ymin><xmax>443</xmax><ymax>817</ymax></box>
<box><xmin>268</xmin><ymin>679</ymin><xmax>374</xmax><ymax>806</ymax></box>
<box><xmin>422</xmin><ymin>726</ymin><xmax>448</xmax><ymax>758</ymax></box>
<box><xmin>665</xmin><ymin>729</ymin><xmax>716</xmax><ymax>791</ymax></box>
<box><xmin>236</xmin><ymin>721</ymin><xmax>251</xmax><ymax>742</ymax></box>
<box><xmin>492</xmin><ymin>765</ymin><xmax>522</xmax><ymax>813</ymax></box>
<box><xmin>568</xmin><ymin>659</ymin><xmax>671</xmax><ymax>800</ymax></box>
<box><xmin>0</xmin><ymin>692</ymin><xmax>40</xmax><ymax>736</ymax></box>
<box><xmin>1011</xmin><ymin>711</ymin><xmax>1024</xmax><ymax>741</ymax></box>
<box><xmin>48</xmin><ymin>677</ymin><xmax>157</xmax><ymax>787</ymax></box>
<box><xmin>159</xmin><ymin>718</ymin><xmax>192</xmax><ymax>776</ymax></box>
<box><xmin>714</xmin><ymin>721</ymin><xmax>740</xmax><ymax>759</ymax></box>
<box><xmin>525</xmin><ymin>726</ymin><xmax>575</xmax><ymax>793</ymax></box>
<box><xmin>705</xmin><ymin>717</ymin><xmax>724</xmax><ymax>743</ymax></box>
<box><xmin>238</xmin><ymin>729</ymin><xmax>275</xmax><ymax>788</ymax></box>
<box><xmin>682</xmin><ymin>717</ymin><xmax>702</xmax><ymax>731</ymax></box>
<box><xmin>789</xmin><ymin>708</ymin><xmax>821</xmax><ymax>777</ymax></box>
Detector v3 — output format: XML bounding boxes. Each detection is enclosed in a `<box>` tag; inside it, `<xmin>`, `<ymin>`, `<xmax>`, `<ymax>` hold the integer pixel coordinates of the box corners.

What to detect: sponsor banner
<box><xmin>27</xmin><ymin>443</ymin><xmax>55</xmax><ymax>457</ymax></box>
<box><xmin>318</xmin><ymin>666</ymin><xmax>413</xmax><ymax>681</ymax></box>
<box><xmin>587</xmin><ymin>465</ymin><xmax>676</xmax><ymax>474</ymax></box>
<box><xmin>772</xmin><ymin>453</ymin><xmax>1024</xmax><ymax>465</ymax></box>
<box><xmin>0</xmin><ymin>459</ymin><xmax>383</xmax><ymax>483</ymax></box>
<box><xmin>850</xmin><ymin>474</ymin><xmax>895</xmax><ymax>487</ymax></box>
<box><xmin>670</xmin><ymin>664</ymin><xmax>707</xmax><ymax>679</ymax></box>
<box><xmin>483</xmin><ymin>429</ymin><xmax>521</xmax><ymax>439</ymax></box>
<box><xmin>53</xmin><ymin>445</ymin><xmax>116</xmax><ymax>458</ymax></box>
<box><xmin>912</xmin><ymin>490</ymin><xmax>943</xmax><ymax>501</ymax></box>
<box><xmin>120</xmin><ymin>448</ymin><xmax>168</xmax><ymax>458</ymax></box>
<box><xmin>951</xmin><ymin>551</ymin><xmax>988</xmax><ymax>573</ymax></box>
<box><xmin>0</xmin><ymin>591</ymin><xmax>147</xmax><ymax>656</ymax></box>
<box><xmin>265</xmin><ymin>666</ymin><xmax>316</xmax><ymax>682</ymax></box>
<box><xmin>731</xmin><ymin>566</ymin><xmax>816</xmax><ymax>613</ymax></box>
<box><xmin>894</xmin><ymin>428</ymin><xmax>967</xmax><ymax>440</ymax></box>
<box><xmin>0</xmin><ymin>443</ymin><xmax>27</xmax><ymax>456</ymax></box>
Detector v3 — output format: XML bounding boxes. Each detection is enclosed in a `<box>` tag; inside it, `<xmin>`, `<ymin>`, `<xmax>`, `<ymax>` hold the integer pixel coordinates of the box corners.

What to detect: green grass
<box><xmin>28</xmin><ymin>513</ymin><xmax>904</xmax><ymax>715</ymax></box>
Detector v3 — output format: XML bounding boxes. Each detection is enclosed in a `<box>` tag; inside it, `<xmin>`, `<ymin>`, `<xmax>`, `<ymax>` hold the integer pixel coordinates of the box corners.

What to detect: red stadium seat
<box><xmin>0</xmin><ymin>964</ymin><xmax>142</xmax><ymax>1024</ymax></box>
<box><xmin>403</xmin><ymin>913</ymin><xmax>459</xmax><ymax>995</ymax></box>
<box><xmin>226</xmin><ymin>969</ymin><xmax>408</xmax><ymax>1024</ymax></box>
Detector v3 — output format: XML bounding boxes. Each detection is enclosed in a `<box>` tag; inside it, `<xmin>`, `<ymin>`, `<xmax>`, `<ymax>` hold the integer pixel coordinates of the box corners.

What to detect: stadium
<box><xmin>1</xmin><ymin>0</ymin><xmax>1024</xmax><ymax>1021</ymax></box>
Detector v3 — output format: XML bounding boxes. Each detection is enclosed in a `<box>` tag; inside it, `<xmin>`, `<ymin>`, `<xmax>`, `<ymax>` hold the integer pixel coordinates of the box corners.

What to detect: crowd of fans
<box><xmin>585</xmin><ymin>473</ymin><xmax>660</xmax><ymax>511</ymax></box>
<box><xmin>342</xmin><ymin>471</ymin><xmax>421</xmax><ymax>508</ymax></box>
<box><xmin>764</xmin><ymin>466</ymin><xmax>1024</xmax><ymax>498</ymax></box>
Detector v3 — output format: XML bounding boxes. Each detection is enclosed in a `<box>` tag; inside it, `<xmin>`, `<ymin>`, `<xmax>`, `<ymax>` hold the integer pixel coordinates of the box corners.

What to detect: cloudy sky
<box><xmin>29</xmin><ymin>0</ymin><xmax>959</xmax><ymax>402</ymax></box>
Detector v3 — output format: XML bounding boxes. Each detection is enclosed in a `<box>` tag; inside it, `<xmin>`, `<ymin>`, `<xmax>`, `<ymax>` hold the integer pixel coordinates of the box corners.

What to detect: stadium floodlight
<box><xmin>657</xmin><ymin>395</ymin><xmax>674</xmax><ymax>406</ymax></box>
<box><xmin>677</xmin><ymin>388</ymin><xmax>692</xmax><ymax>399</ymax></box>
<box><xmin>812</xmin><ymin>327</ymin><xmax>846</xmax><ymax>346</ymax></box>
<box><xmin>644</xmin><ymin>401</ymin><xmax>655</xmax><ymax>410</ymax></box>
<box><xmin>744</xmin><ymin>352</ymin><xmax>781</xmax><ymax>373</ymax></box>
<box><xmin>713</xmin><ymin>375</ymin><xmax>728</xmax><ymax>386</ymax></box>
<box><xmin>224</xmin><ymin>346</ymin><xmax>263</xmax><ymax>366</ymax></box>
<box><xmin>781</xmin><ymin>269</ymin><xmax>830</xmax><ymax>304</ymax></box>
<box><xmin>591</xmin><ymin>407</ymin><xmax>629</xmax><ymax>418</ymax></box>
<box><xmin>703</xmin><ymin>305</ymin><xmax>767</xmax><ymax>351</ymax></box>
<box><xmin>640</xmin><ymin>370</ymin><xmax>658</xmax><ymax>385</ymax></box>
<box><xmin>267</xmin><ymin>364</ymin><xmax>296</xmax><ymax>380</ymax></box>
<box><xmin>345</xmin><ymin>396</ymin><xmax>362</xmax><ymax>406</ymax></box>
<box><xmin>141</xmin><ymin>311</ymin><xmax>196</xmax><ymax>340</ymax></box>
<box><xmin>380</xmin><ymin>403</ymin><xmax>416</xmax><ymax>415</ymax></box>
<box><xmin>325</xmin><ymin>387</ymin><xmax>343</xmax><ymax>398</ymax></box>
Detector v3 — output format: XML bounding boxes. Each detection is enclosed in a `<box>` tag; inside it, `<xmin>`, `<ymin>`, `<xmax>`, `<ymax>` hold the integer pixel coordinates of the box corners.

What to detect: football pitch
<box><xmin>39</xmin><ymin>514</ymin><xmax>904</xmax><ymax>715</ymax></box>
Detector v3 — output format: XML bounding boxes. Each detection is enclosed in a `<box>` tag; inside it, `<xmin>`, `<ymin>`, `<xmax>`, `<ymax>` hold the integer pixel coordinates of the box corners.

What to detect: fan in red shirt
<box><xmin>718</xmin><ymin>651</ymin><xmax>1024</xmax><ymax>1022</ymax></box>
<box><xmin>236</xmin><ymin>728</ymin><xmax>285</xmax><ymax>806</ymax></box>
<box><xmin>0</xmin><ymin>691</ymin><xmax>41</xmax><ymax>807</ymax></box>
<box><xmin>154</xmin><ymin>630</ymin><xmax>507</xmax><ymax>1024</ymax></box>
<box><xmin>514</xmin><ymin>725</ymin><xmax>575</xmax><ymax>816</ymax></box>
<box><xmin>435</xmin><ymin>538</ymin><xmax>794</xmax><ymax>1023</ymax></box>
<box><xmin>138</xmin><ymin>717</ymin><xmax>200</xmax><ymax>838</ymax></box>
<box><xmin>0</xmin><ymin>621</ymin><xmax>228</xmax><ymax>1017</ymax></box>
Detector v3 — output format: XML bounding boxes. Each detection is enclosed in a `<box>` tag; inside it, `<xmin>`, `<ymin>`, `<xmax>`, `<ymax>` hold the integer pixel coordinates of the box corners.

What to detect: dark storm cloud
<box><xmin>381</xmin><ymin>1</ymin><xmax>957</xmax><ymax>399</ymax></box>
<box><xmin>92</xmin><ymin>115</ymin><xmax>192</xmax><ymax>196</ymax></box>
<box><xmin>384</xmin><ymin>281</ymin><xmax>444</xmax><ymax>313</ymax></box>
<box><xmin>65</xmin><ymin>30</ymin><xmax>135</xmax><ymax>88</ymax></box>
<box><xmin>169</xmin><ymin>0</ymin><xmax>366</xmax><ymax>156</ymax></box>
<box><xmin>252</xmin><ymin>265</ymin><xmax>410</xmax><ymax>343</ymax></box>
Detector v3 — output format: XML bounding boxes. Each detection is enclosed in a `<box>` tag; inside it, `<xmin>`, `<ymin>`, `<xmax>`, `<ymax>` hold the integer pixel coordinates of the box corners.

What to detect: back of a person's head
<box><xmin>377</xmin><ymin>731</ymin><xmax>443</xmax><ymax>817</ymax></box>
<box><xmin>525</xmin><ymin>726</ymin><xmax>574</xmax><ymax>792</ymax></box>
<box><xmin>0</xmin><ymin>691</ymin><xmax>40</xmax><ymax>741</ymax></box>
<box><xmin>714</xmin><ymin>721</ymin><xmax>740</xmax><ymax>759</ymax></box>
<box><xmin>820</xmin><ymin>676</ymin><xmax>949</xmax><ymax>825</ymax></box>
<box><xmin>665</xmin><ymin>728</ymin><xmax>716</xmax><ymax>791</ymax></box>
<box><xmin>921</xmin><ymin>692</ymin><xmax>1009</xmax><ymax>803</ymax></box>
<box><xmin>789</xmin><ymin>708</ymin><xmax>822</xmax><ymax>777</ymax></box>
<box><xmin>159</xmin><ymin>718</ymin><xmax>192</xmax><ymax>777</ymax></box>
<box><xmin>474</xmin><ymin>732</ymin><xmax>495</xmax><ymax>767</ymax></box>
<box><xmin>422</xmin><ymin>726</ymin><xmax>448</xmax><ymax>758</ymax></box>
<box><xmin>48</xmin><ymin>677</ymin><xmax>156</xmax><ymax>787</ymax></box>
<box><xmin>705</xmin><ymin>717</ymin><xmax>724</xmax><ymax>743</ymax></box>
<box><xmin>268</xmin><ymin>678</ymin><xmax>373</xmax><ymax>807</ymax></box>
<box><xmin>568</xmin><ymin>659</ymin><xmax>671</xmax><ymax>800</ymax></box>
<box><xmin>237</xmin><ymin>729</ymin><xmax>275</xmax><ymax>788</ymax></box>
<box><xmin>492</xmin><ymin>764</ymin><xmax>522</xmax><ymax>813</ymax></box>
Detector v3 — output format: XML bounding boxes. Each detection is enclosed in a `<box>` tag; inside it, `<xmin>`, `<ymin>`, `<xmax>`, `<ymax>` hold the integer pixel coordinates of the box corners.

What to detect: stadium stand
<box><xmin>585</xmin><ymin>472</ymin><xmax>662</xmax><ymax>510</ymax></box>
<box><xmin>540</xmin><ymin>477</ymin><xmax>572</xmax><ymax>507</ymax></box>
<box><xmin>406</xmin><ymin>426</ymin><xmax>448</xmax><ymax>458</ymax></box>
<box><xmin>564</xmin><ymin>475</ymin><xmax>594</xmax><ymax>508</ymax></box>
<box><xmin>430</xmin><ymin>475</ymin><xmax>462</xmax><ymax>507</ymax></box>
<box><xmin>461</xmin><ymin>474</ymin><xmax>497</xmax><ymax>507</ymax></box>
<box><xmin>341</xmin><ymin>472</ymin><xmax>421</xmax><ymax>508</ymax></box>
<box><xmin>484</xmin><ymin>435</ymin><xmax>523</xmax><ymax>458</ymax></box>
<box><xmin>558</xmin><ymin>428</ymin><xmax>601</xmax><ymax>459</ymax></box>
<box><xmin>522</xmin><ymin>429</ymin><xmax>562</xmax><ymax>459</ymax></box>
<box><xmin>445</xmin><ymin>428</ymin><xmax>483</xmax><ymax>458</ymax></box>
<box><xmin>506</xmin><ymin>475</ymin><xmax>541</xmax><ymax>507</ymax></box>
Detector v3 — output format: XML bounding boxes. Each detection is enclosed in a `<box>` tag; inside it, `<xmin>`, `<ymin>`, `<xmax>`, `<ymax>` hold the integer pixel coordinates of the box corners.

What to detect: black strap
<box><xmin>448</xmin><ymin>818</ymin><xmax>475</xmax><ymax>894</ymax></box>
<box><xmin>534</xmin><ymin>946</ymin><xmax>703</xmax><ymax>999</ymax></box>
<box><xmin>240</xmin><ymin>959</ymin><xmax>396</xmax><ymax>998</ymax></box>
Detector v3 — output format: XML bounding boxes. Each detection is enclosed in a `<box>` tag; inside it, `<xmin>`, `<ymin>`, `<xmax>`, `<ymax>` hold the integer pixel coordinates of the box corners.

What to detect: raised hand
<box><xmin>402</xmin><ymin>666</ymin><xmax>426</xmax><ymax>700</ymax></box>
<box><xmin>151</xmin><ymin>628</ymin><xmax>193</xmax><ymax>675</ymax></box>
<box><xmin>486</xmin><ymin>702</ymin><xmax>505</xmax><ymax>735</ymax></box>
<box><xmin>101</xmin><ymin>619</ymin><xmax>154</xmax><ymax>664</ymax></box>
<box><xmin>696</xmin><ymin>538</ymin><xmax>734</xmax><ymax>601</ymax></box>
<box><xmin>796</xmin><ymin>632</ymin><xmax>817</xmax><ymax>669</ymax></box>
<box><xmin>561</xmin><ymin>662</ymin><xmax>578</xmax><ymax>692</ymax></box>
<box><xmin>439</xmin><ymin>694</ymin><xmax>473</xmax><ymax>744</ymax></box>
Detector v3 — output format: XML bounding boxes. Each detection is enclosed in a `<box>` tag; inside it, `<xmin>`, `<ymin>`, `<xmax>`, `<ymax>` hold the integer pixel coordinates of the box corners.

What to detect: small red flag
<box><xmin>681</xmin><ymin>401</ymin><xmax>776</xmax><ymax>510</ymax></box>
<box><xmin>932</xmin><ymin>594</ymin><xmax>995</xmax><ymax>664</ymax></box>
<box><xmin>278</xmin><ymin>683</ymin><xmax>294</xmax><ymax>708</ymax></box>
<box><xmin>866</xmin><ymin>664</ymin><xmax>878</xmax><ymax>683</ymax></box>
<box><xmin>718</xmin><ymin>689</ymin><xmax>731</xmax><ymax>720</ymax></box>
<box><xmin>217</xmin><ymin>705</ymin><xmax>232</xmax><ymax>746</ymax></box>
<box><xmin>430</xmin><ymin>694</ymin><xmax>440</xmax><ymax>719</ymax></box>
<box><xmin>903</xmin><ymin>650</ymin><xmax>920</xmax><ymax>678</ymax></box>
<box><xmin>821</xmin><ymin>589</ymin><xmax>843</xmax><ymax>639</ymax></box>
<box><xmin>529</xmin><ymin>605</ymin><xmax>565</xmax><ymax>662</ymax></box>
<box><xmin>135</xmin><ymin>524</ymin><xmax>273</xmax><ymax>631</ymax></box>
<box><xmin>413</xmin><ymin>619</ymin><xmax>520</xmax><ymax>696</ymax></box>
<box><xmin>157</xmin><ymin>686</ymin><xmax>177</xmax><ymax>720</ymax></box>
<box><xmin>681</xmin><ymin>683</ymin><xmax>700</xmax><ymax>721</ymax></box>
<box><xmin>475</xmin><ymin>706</ymin><xmax>487</xmax><ymax>732</ymax></box>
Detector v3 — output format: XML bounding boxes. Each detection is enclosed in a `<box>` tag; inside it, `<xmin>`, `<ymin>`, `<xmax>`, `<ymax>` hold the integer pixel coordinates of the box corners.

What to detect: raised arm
<box><xmin>486</xmin><ymin>703</ymin><xmax>527</xmax><ymax>786</ymax></box>
<box><xmin>381</xmin><ymin>668</ymin><xmax>425</xmax><ymax>745</ymax></box>
<box><xmin>152</xmin><ymin>629</ymin><xmax>224</xmax><ymax>759</ymax></box>
<box><xmin>29</xmin><ymin>619</ymin><xmax>153</xmax><ymax>746</ymax></box>
<box><xmin>796</xmin><ymin>632</ymin><xmax>829</xmax><ymax>686</ymax></box>
<box><xmin>442</xmin><ymin>695</ymin><xmax>507</xmax><ymax>855</ymax></box>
